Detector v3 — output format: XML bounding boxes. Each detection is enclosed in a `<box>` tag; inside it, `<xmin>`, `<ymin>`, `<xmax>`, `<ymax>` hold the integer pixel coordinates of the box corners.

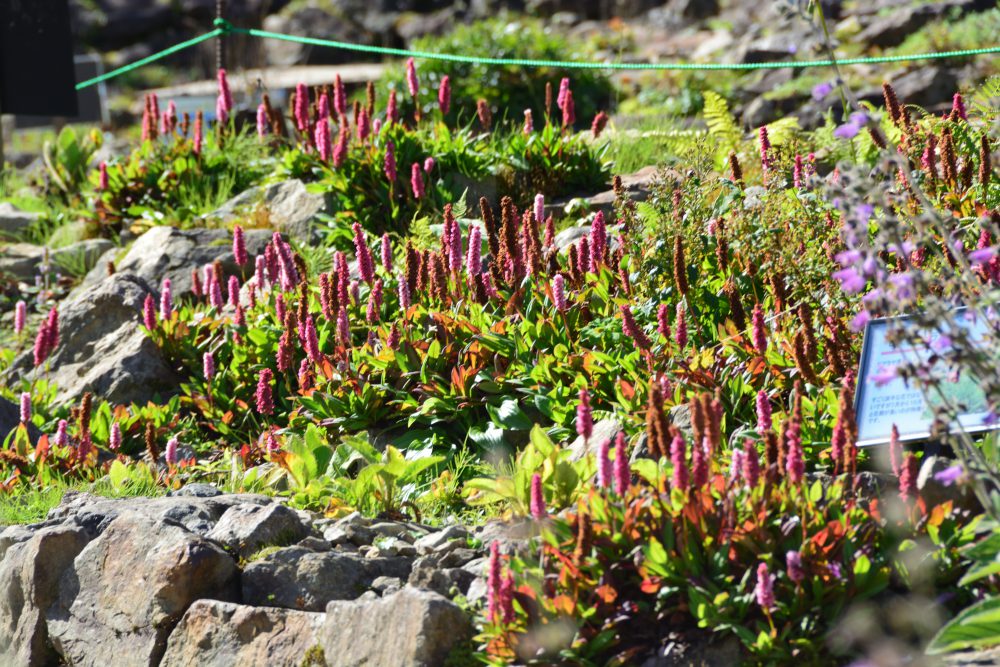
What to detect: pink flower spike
<box><xmin>267</xmin><ymin>430</ymin><xmax>281</xmax><ymax>453</ymax></box>
<box><xmin>411</xmin><ymin>162</ymin><xmax>425</xmax><ymax>199</ymax></box>
<box><xmin>143</xmin><ymin>294</ymin><xmax>157</xmax><ymax>330</ymax></box>
<box><xmin>613</xmin><ymin>431</ymin><xmax>630</xmax><ymax>495</ymax></box>
<box><xmin>165</xmin><ymin>437</ymin><xmax>179</xmax><ymax>465</ymax></box>
<box><xmin>787</xmin><ymin>551</ymin><xmax>805</xmax><ymax>584</ymax></box>
<box><xmin>353</xmin><ymin>223</ymin><xmax>375</xmax><ymax>283</ymax></box>
<box><xmin>576</xmin><ymin>389</ymin><xmax>593</xmax><ymax>441</ymax></box>
<box><xmin>523</xmin><ymin>109</ymin><xmax>533</xmax><ymax>135</ymax></box>
<box><xmin>529</xmin><ymin>473</ymin><xmax>546</xmax><ymax>519</ymax></box>
<box><xmin>256</xmin><ymin>368</ymin><xmax>275</xmax><ymax>415</ymax></box>
<box><xmin>438</xmin><ymin>76</ymin><xmax>451</xmax><ymax>115</ymax></box>
<box><xmin>334</xmin><ymin>74</ymin><xmax>347</xmax><ymax>116</ymax></box>
<box><xmin>552</xmin><ymin>274</ymin><xmax>567</xmax><ymax>312</ymax></box>
<box><xmin>217</xmin><ymin>68</ymin><xmax>233</xmax><ymax>117</ymax></box>
<box><xmin>656</xmin><ymin>303</ymin><xmax>670</xmax><ymax>340</ymax></box>
<box><xmin>466</xmin><ymin>225</ymin><xmax>483</xmax><ymax>277</ymax></box>
<box><xmin>233</xmin><ymin>225</ymin><xmax>248</xmax><ymax>266</ymax></box>
<box><xmin>751</xmin><ymin>304</ymin><xmax>767</xmax><ymax>354</ymax></box>
<box><xmin>160</xmin><ymin>278</ymin><xmax>173</xmax><ymax>321</ymax></box>
<box><xmin>596</xmin><ymin>438</ymin><xmax>612</xmax><ymax>489</ymax></box>
<box><xmin>55</xmin><ymin>420</ymin><xmax>68</xmax><ymax>447</ymax></box>
<box><xmin>109</xmin><ymin>422</ymin><xmax>122</xmax><ymax>451</ymax></box>
<box><xmin>203</xmin><ymin>351</ymin><xmax>215</xmax><ymax>381</ymax></box>
<box><xmin>675</xmin><ymin>303</ymin><xmax>688</xmax><ymax>348</ymax></box>
<box><xmin>337</xmin><ymin>307</ymin><xmax>351</xmax><ymax>347</ymax></box>
<box><xmin>423</xmin><ymin>156</ymin><xmax>435</xmax><ymax>173</ymax></box>
<box><xmin>384</xmin><ymin>140</ymin><xmax>397</xmax><ymax>182</ymax></box>
<box><xmin>398</xmin><ymin>274</ymin><xmax>412</xmax><ymax>310</ymax></box>
<box><xmin>405</xmin><ymin>57</ymin><xmax>419</xmax><ymax>98</ymax></box>
<box><xmin>381</xmin><ymin>233</ymin><xmax>393</xmax><ymax>271</ymax></box>
<box><xmin>487</xmin><ymin>541</ymin><xmax>501</xmax><ymax>620</ymax></box>
<box><xmin>499</xmin><ymin>570</ymin><xmax>515</xmax><ymax>624</ymax></box>
<box><xmin>534</xmin><ymin>194</ymin><xmax>545</xmax><ymax>225</ymax></box>
<box><xmin>209</xmin><ymin>276</ymin><xmax>224</xmax><ymax>309</ymax></box>
<box><xmin>889</xmin><ymin>424</ymin><xmax>902</xmax><ymax>477</ymax></box>
<box><xmin>755</xmin><ymin>391</ymin><xmax>772</xmax><ymax>434</ymax></box>
<box><xmin>14</xmin><ymin>300</ymin><xmax>26</xmax><ymax>335</ymax></box>
<box><xmin>228</xmin><ymin>275</ymin><xmax>241</xmax><ymax>308</ymax></box>
<box><xmin>98</xmin><ymin>162</ymin><xmax>109</xmax><ymax>191</ymax></box>
<box><xmin>19</xmin><ymin>392</ymin><xmax>30</xmax><ymax>424</ymax></box>
<box><xmin>671</xmin><ymin>434</ymin><xmax>689</xmax><ymax>491</ymax></box>
<box><xmin>256</xmin><ymin>104</ymin><xmax>268</xmax><ymax>139</ymax></box>
<box><xmin>755</xmin><ymin>562</ymin><xmax>776</xmax><ymax>610</ymax></box>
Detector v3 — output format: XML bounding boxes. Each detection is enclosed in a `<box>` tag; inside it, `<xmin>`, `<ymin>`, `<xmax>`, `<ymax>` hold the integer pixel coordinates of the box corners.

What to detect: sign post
<box><xmin>854</xmin><ymin>310</ymin><xmax>997</xmax><ymax>446</ymax></box>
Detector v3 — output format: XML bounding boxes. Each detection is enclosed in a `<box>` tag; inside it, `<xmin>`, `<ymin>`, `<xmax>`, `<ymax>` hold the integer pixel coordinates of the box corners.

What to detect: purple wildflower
<box><xmin>353</xmin><ymin>223</ymin><xmax>375</xmax><ymax>284</ymax></box>
<box><xmin>934</xmin><ymin>464</ymin><xmax>964</xmax><ymax>487</ymax></box>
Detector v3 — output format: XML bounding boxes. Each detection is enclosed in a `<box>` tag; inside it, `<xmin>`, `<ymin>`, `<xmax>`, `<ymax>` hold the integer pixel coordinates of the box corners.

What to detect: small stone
<box><xmin>207</xmin><ymin>503</ymin><xmax>311</xmax><ymax>559</ymax></box>
<box><xmin>414</xmin><ymin>525</ymin><xmax>469</xmax><ymax>555</ymax></box>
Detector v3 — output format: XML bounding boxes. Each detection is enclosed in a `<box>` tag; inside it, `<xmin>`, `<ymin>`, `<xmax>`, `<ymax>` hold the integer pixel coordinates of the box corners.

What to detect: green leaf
<box><xmin>109</xmin><ymin>460</ymin><xmax>130</xmax><ymax>490</ymax></box>
<box><xmin>487</xmin><ymin>398</ymin><xmax>532</xmax><ymax>430</ymax></box>
<box><xmin>927</xmin><ymin>596</ymin><xmax>1000</xmax><ymax>654</ymax></box>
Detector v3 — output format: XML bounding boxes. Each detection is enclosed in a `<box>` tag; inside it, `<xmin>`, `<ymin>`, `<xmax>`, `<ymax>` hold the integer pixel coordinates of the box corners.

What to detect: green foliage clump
<box><xmin>382</xmin><ymin>16</ymin><xmax>615</xmax><ymax>128</ymax></box>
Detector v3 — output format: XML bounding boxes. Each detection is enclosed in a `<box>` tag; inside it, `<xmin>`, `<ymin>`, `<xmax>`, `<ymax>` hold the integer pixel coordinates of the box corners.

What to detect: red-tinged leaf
<box><xmin>594</xmin><ymin>584</ymin><xmax>618</xmax><ymax>604</ymax></box>
<box><xmin>618</xmin><ymin>378</ymin><xmax>635</xmax><ymax>400</ymax></box>
<box><xmin>640</xmin><ymin>577</ymin><xmax>661</xmax><ymax>594</ymax></box>
<box><xmin>928</xmin><ymin>501</ymin><xmax>953</xmax><ymax>528</ymax></box>
<box><xmin>221</xmin><ymin>411</ymin><xmax>234</xmax><ymax>425</ymax></box>
<box><xmin>552</xmin><ymin>594</ymin><xmax>576</xmax><ymax>615</ymax></box>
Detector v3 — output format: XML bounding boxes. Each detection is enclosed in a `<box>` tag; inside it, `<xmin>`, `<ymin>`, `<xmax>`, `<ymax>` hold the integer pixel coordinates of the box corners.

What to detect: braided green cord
<box><xmin>223</xmin><ymin>21</ymin><xmax>1000</xmax><ymax>71</ymax></box>
<box><xmin>75</xmin><ymin>18</ymin><xmax>1000</xmax><ymax>91</ymax></box>
<box><xmin>76</xmin><ymin>29</ymin><xmax>225</xmax><ymax>90</ymax></box>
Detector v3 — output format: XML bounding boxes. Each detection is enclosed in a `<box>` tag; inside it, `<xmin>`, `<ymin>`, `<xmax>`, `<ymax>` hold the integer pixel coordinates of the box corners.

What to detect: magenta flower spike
<box><xmin>387</xmin><ymin>90</ymin><xmax>399</xmax><ymax>126</ymax></box>
<box><xmin>758</xmin><ymin>126</ymin><xmax>773</xmax><ymax>175</ymax></box>
<box><xmin>266</xmin><ymin>430</ymin><xmax>281</xmax><ymax>454</ymax></box>
<box><xmin>786</xmin><ymin>422</ymin><xmax>805</xmax><ymax>483</ymax></box>
<box><xmin>318</xmin><ymin>92</ymin><xmax>330</xmax><ymax>121</ymax></box>
<box><xmin>899</xmin><ymin>452</ymin><xmax>919</xmax><ymax>501</ymax></box>
<box><xmin>366</xmin><ymin>279</ymin><xmax>383</xmax><ymax>324</ymax></box>
<box><xmin>398</xmin><ymin>274</ymin><xmax>412</xmax><ymax>310</ymax></box>
<box><xmin>671</xmin><ymin>434</ymin><xmax>689</xmax><ymax>491</ymax></box>
<box><xmin>405</xmin><ymin>57</ymin><xmax>419</xmax><ymax>98</ymax></box>
<box><xmin>373</xmin><ymin>118</ymin><xmax>382</xmax><ymax>136</ymax></box>
<box><xmin>256</xmin><ymin>104</ymin><xmax>268</xmax><ymax>139</ymax></box>
<box><xmin>529</xmin><ymin>473</ymin><xmax>547</xmax><ymax>519</ymax></box>
<box><xmin>46</xmin><ymin>308</ymin><xmax>59</xmax><ymax>349</ymax></box>
<box><xmin>620</xmin><ymin>304</ymin><xmax>652</xmax><ymax>351</ymax></box>
<box><xmin>337</xmin><ymin>307</ymin><xmax>350</xmax><ymax>347</ymax></box>
<box><xmin>193</xmin><ymin>114</ymin><xmax>203</xmax><ymax>155</ymax></box>
<box><xmin>596</xmin><ymin>438</ymin><xmax>612</xmax><ymax>489</ymax></box>
<box><xmin>448</xmin><ymin>219</ymin><xmax>463</xmax><ymax>273</ymax></box>
<box><xmin>576</xmin><ymin>389</ymin><xmax>593</xmax><ymax>441</ymax></box>
<box><xmin>256</xmin><ymin>368</ymin><xmax>275</xmax><ymax>415</ymax></box>
<box><xmin>561</xmin><ymin>89</ymin><xmax>575</xmax><ymax>127</ymax></box>
<box><xmin>209</xmin><ymin>276</ymin><xmax>224</xmax><ymax>309</ymax></box>
<box><xmin>159</xmin><ymin>278</ymin><xmax>173</xmax><ymax>321</ymax></box>
<box><xmin>755</xmin><ymin>562</ymin><xmax>776</xmax><ymax>611</ymax></box>
<box><xmin>303</xmin><ymin>315</ymin><xmax>322</xmax><ymax>362</ymax></box>
<box><xmin>466</xmin><ymin>225</ymin><xmax>483</xmax><ymax>278</ymax></box>
<box><xmin>384</xmin><ymin>140</ymin><xmax>397</xmax><ymax>182</ymax></box>
<box><xmin>203</xmin><ymin>351</ymin><xmax>215</xmax><ymax>382</ymax></box>
<box><xmin>692</xmin><ymin>437</ymin><xmax>709</xmax><ymax>487</ymax></box>
<box><xmin>315</xmin><ymin>119</ymin><xmax>332</xmax><ymax>162</ymax></box>
<box><xmin>353</xmin><ymin>107</ymin><xmax>369</xmax><ymax>142</ymax></box>
<box><xmin>215</xmin><ymin>94</ymin><xmax>228</xmax><ymax>125</ymax></box>
<box><xmin>352</xmin><ymin>223</ymin><xmax>375</xmax><ymax>284</ymax></box>
<box><xmin>294</xmin><ymin>82</ymin><xmax>309</xmax><ymax>132</ymax></box>
<box><xmin>557</xmin><ymin>78</ymin><xmax>570</xmax><ymax>110</ymax></box>
<box><xmin>333</xmin><ymin>125</ymin><xmax>349</xmax><ymax>167</ymax></box>
<box><xmin>523</xmin><ymin>109</ymin><xmax>533</xmax><ymax>135</ymax></box>
<box><xmin>438</xmin><ymin>76</ymin><xmax>451</xmax><ymax>115</ymax></box>
<box><xmin>751</xmin><ymin>304</ymin><xmax>767</xmax><ymax>354</ymax></box>
<box><xmin>227</xmin><ymin>275</ymin><xmax>241</xmax><ymax>308</ymax></box>
<box><xmin>675</xmin><ymin>304</ymin><xmax>688</xmax><ymax>348</ymax></box>
<box><xmin>793</xmin><ymin>154</ymin><xmax>804</xmax><ymax>189</ymax></box>
<box><xmin>889</xmin><ymin>424</ymin><xmax>902</xmax><ymax>477</ymax></box>
<box><xmin>613</xmin><ymin>431</ymin><xmax>630</xmax><ymax>495</ymax></box>
<box><xmin>656</xmin><ymin>303</ymin><xmax>670</xmax><ymax>340</ymax></box>
<box><xmin>334</xmin><ymin>74</ymin><xmax>347</xmax><ymax>116</ymax></box>
<box><xmin>98</xmin><ymin>161</ymin><xmax>109</xmax><ymax>191</ymax></box>
<box><xmin>19</xmin><ymin>392</ymin><xmax>30</xmax><ymax>424</ymax></box>
<box><xmin>254</xmin><ymin>255</ymin><xmax>268</xmax><ymax>289</ymax></box>
<box><xmin>380</xmin><ymin>233</ymin><xmax>393</xmax><ymax>272</ymax></box>
<box><xmin>55</xmin><ymin>420</ymin><xmax>69</xmax><ymax>447</ymax></box>
<box><xmin>423</xmin><ymin>156</ymin><xmax>435</xmax><ymax>173</ymax></box>
<box><xmin>787</xmin><ymin>551</ymin><xmax>805</xmax><ymax>584</ymax></box>
<box><xmin>109</xmin><ymin>422</ymin><xmax>122</xmax><ymax>451</ymax></box>
<box><xmin>165</xmin><ymin>437</ymin><xmax>179</xmax><ymax>465</ymax></box>
<box><xmin>755</xmin><ymin>391</ymin><xmax>772</xmax><ymax>434</ymax></box>
<box><xmin>217</xmin><ymin>68</ymin><xmax>233</xmax><ymax>118</ymax></box>
<box><xmin>487</xmin><ymin>541</ymin><xmax>501</xmax><ymax>621</ymax></box>
<box><xmin>951</xmin><ymin>93</ymin><xmax>967</xmax><ymax>120</ymax></box>
<box><xmin>14</xmin><ymin>300</ymin><xmax>26</xmax><ymax>335</ymax></box>
<box><xmin>143</xmin><ymin>294</ymin><xmax>157</xmax><ymax>330</ymax></box>
<box><xmin>233</xmin><ymin>225</ymin><xmax>248</xmax><ymax>266</ymax></box>
<box><xmin>590</xmin><ymin>211</ymin><xmax>607</xmax><ymax>265</ymax></box>
<box><xmin>552</xmin><ymin>274</ymin><xmax>567</xmax><ymax>312</ymax></box>
<box><xmin>411</xmin><ymin>162</ymin><xmax>425</xmax><ymax>199</ymax></box>
<box><xmin>499</xmin><ymin>571</ymin><xmax>515</xmax><ymax>624</ymax></box>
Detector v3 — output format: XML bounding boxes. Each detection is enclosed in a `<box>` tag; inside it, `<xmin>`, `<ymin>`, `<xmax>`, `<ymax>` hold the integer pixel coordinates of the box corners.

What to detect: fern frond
<box><xmin>703</xmin><ymin>91</ymin><xmax>741</xmax><ymax>153</ymax></box>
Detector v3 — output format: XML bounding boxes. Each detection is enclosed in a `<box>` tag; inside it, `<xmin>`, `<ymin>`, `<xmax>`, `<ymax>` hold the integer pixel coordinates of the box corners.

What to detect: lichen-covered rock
<box><xmin>77</xmin><ymin>225</ymin><xmax>272</xmax><ymax>297</ymax></box>
<box><xmin>0</xmin><ymin>526</ymin><xmax>90</xmax><ymax>666</ymax></box>
<box><xmin>242</xmin><ymin>545</ymin><xmax>412</xmax><ymax>610</ymax></box>
<box><xmin>159</xmin><ymin>600</ymin><xmax>326</xmax><ymax>667</ymax></box>
<box><xmin>6</xmin><ymin>273</ymin><xmax>180</xmax><ymax>406</ymax></box>
<box><xmin>46</xmin><ymin>511</ymin><xmax>239</xmax><ymax>667</ymax></box>
<box><xmin>319</xmin><ymin>587</ymin><xmax>472</xmax><ymax>667</ymax></box>
<box><xmin>206</xmin><ymin>502</ymin><xmax>312</xmax><ymax>559</ymax></box>
<box><xmin>207</xmin><ymin>179</ymin><xmax>328</xmax><ymax>243</ymax></box>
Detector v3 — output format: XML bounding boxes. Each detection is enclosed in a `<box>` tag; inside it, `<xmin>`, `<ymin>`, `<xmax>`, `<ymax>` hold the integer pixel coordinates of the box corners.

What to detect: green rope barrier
<box><xmin>76</xmin><ymin>28</ymin><xmax>225</xmax><ymax>90</ymax></box>
<box><xmin>217</xmin><ymin>19</ymin><xmax>1000</xmax><ymax>71</ymax></box>
<box><xmin>74</xmin><ymin>17</ymin><xmax>1000</xmax><ymax>91</ymax></box>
